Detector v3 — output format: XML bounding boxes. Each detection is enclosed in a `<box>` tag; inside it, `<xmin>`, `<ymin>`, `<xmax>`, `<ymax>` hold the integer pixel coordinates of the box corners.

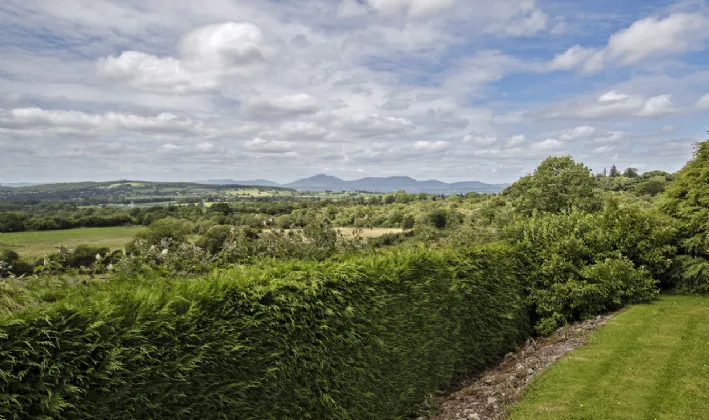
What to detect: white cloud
<box><xmin>543</xmin><ymin>92</ymin><xmax>675</xmax><ymax>119</ymax></box>
<box><xmin>548</xmin><ymin>12</ymin><xmax>709</xmax><ymax>72</ymax></box>
<box><xmin>244</xmin><ymin>138</ymin><xmax>295</xmax><ymax>153</ymax></box>
<box><xmin>697</xmin><ymin>94</ymin><xmax>709</xmax><ymax>110</ymax></box>
<box><xmin>598</xmin><ymin>91</ymin><xmax>629</xmax><ymax>103</ymax></box>
<box><xmin>531</xmin><ymin>138</ymin><xmax>562</xmax><ymax>151</ymax></box>
<box><xmin>242</xmin><ymin>94</ymin><xmax>320</xmax><ymax>118</ymax></box>
<box><xmin>606</xmin><ymin>13</ymin><xmax>709</xmax><ymax>64</ymax></box>
<box><xmin>97</xmin><ymin>22</ymin><xmax>272</xmax><ymax>93</ymax></box>
<box><xmin>549</xmin><ymin>45</ymin><xmax>596</xmax><ymax>71</ymax></box>
<box><xmin>559</xmin><ymin>125</ymin><xmax>596</xmax><ymax>141</ymax></box>
<box><xmin>366</xmin><ymin>0</ymin><xmax>456</xmax><ymax>17</ymax></box>
<box><xmin>413</xmin><ymin>140</ymin><xmax>451</xmax><ymax>151</ymax></box>
<box><xmin>463</xmin><ymin>133</ymin><xmax>498</xmax><ymax>146</ymax></box>
<box><xmin>196</xmin><ymin>142</ymin><xmax>215</xmax><ymax>152</ymax></box>
<box><xmin>0</xmin><ymin>107</ymin><xmax>202</xmax><ymax>134</ymax></box>
<box><xmin>636</xmin><ymin>94</ymin><xmax>674</xmax><ymax>117</ymax></box>
<box><xmin>594</xmin><ymin>131</ymin><xmax>626</xmax><ymax>143</ymax></box>
<box><xmin>505</xmin><ymin>135</ymin><xmax>526</xmax><ymax>148</ymax></box>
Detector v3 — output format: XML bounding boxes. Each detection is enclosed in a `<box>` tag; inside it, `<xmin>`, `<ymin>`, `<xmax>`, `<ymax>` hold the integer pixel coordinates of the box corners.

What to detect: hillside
<box><xmin>201</xmin><ymin>174</ymin><xmax>508</xmax><ymax>193</ymax></box>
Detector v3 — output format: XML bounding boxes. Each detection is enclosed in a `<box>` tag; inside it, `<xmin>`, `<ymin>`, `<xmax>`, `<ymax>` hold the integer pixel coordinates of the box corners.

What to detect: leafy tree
<box><xmin>0</xmin><ymin>212</ymin><xmax>28</xmax><ymax>232</ymax></box>
<box><xmin>661</xmin><ymin>138</ymin><xmax>709</xmax><ymax>292</ymax></box>
<box><xmin>134</xmin><ymin>217</ymin><xmax>194</xmax><ymax>247</ymax></box>
<box><xmin>503</xmin><ymin>156</ymin><xmax>601</xmax><ymax>215</ymax></box>
<box><xmin>623</xmin><ymin>167</ymin><xmax>639</xmax><ymax>178</ymax></box>
<box><xmin>401</xmin><ymin>214</ymin><xmax>415</xmax><ymax>230</ymax></box>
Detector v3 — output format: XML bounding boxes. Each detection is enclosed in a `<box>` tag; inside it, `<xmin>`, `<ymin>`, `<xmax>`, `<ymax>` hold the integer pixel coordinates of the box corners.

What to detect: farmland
<box><xmin>0</xmin><ymin>226</ymin><xmax>145</xmax><ymax>258</ymax></box>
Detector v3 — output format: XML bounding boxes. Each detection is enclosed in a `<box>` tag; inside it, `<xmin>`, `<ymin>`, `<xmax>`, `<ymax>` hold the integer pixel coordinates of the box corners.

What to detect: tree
<box><xmin>661</xmin><ymin>138</ymin><xmax>709</xmax><ymax>292</ymax></box>
<box><xmin>503</xmin><ymin>156</ymin><xmax>602</xmax><ymax>215</ymax></box>
<box><xmin>0</xmin><ymin>212</ymin><xmax>28</xmax><ymax>233</ymax></box>
<box><xmin>623</xmin><ymin>167</ymin><xmax>639</xmax><ymax>178</ymax></box>
<box><xmin>609</xmin><ymin>165</ymin><xmax>620</xmax><ymax>177</ymax></box>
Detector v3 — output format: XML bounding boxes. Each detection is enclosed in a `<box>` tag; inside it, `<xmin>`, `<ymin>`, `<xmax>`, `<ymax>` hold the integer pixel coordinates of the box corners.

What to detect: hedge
<box><xmin>0</xmin><ymin>243</ymin><xmax>529</xmax><ymax>419</ymax></box>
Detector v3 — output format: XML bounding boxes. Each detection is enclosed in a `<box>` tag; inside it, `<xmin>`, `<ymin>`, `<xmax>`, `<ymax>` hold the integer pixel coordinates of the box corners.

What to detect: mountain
<box><xmin>284</xmin><ymin>174</ymin><xmax>350</xmax><ymax>190</ymax></box>
<box><xmin>199</xmin><ymin>179</ymin><xmax>282</xmax><ymax>187</ymax></box>
<box><xmin>226</xmin><ymin>175</ymin><xmax>508</xmax><ymax>193</ymax></box>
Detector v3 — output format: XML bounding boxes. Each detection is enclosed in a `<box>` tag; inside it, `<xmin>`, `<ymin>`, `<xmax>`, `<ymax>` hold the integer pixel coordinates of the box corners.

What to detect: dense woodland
<box><xmin>0</xmin><ymin>139</ymin><xmax>708</xmax><ymax>418</ymax></box>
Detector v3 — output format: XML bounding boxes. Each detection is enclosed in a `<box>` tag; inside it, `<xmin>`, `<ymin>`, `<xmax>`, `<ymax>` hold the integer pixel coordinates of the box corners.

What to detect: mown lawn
<box><xmin>510</xmin><ymin>294</ymin><xmax>709</xmax><ymax>420</ymax></box>
<box><xmin>0</xmin><ymin>226</ymin><xmax>146</xmax><ymax>258</ymax></box>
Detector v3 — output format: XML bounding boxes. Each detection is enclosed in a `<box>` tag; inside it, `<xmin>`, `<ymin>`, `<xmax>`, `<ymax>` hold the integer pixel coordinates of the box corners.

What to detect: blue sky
<box><xmin>1</xmin><ymin>0</ymin><xmax>708</xmax><ymax>184</ymax></box>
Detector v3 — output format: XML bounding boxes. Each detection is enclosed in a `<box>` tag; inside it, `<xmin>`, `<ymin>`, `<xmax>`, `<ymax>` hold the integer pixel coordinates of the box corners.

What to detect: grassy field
<box><xmin>0</xmin><ymin>226</ymin><xmax>146</xmax><ymax>258</ymax></box>
<box><xmin>510</xmin><ymin>295</ymin><xmax>709</xmax><ymax>420</ymax></box>
<box><xmin>334</xmin><ymin>227</ymin><xmax>405</xmax><ymax>238</ymax></box>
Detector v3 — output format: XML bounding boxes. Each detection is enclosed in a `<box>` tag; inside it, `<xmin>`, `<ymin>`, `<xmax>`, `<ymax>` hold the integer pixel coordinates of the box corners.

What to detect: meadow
<box><xmin>0</xmin><ymin>226</ymin><xmax>146</xmax><ymax>258</ymax></box>
<box><xmin>510</xmin><ymin>294</ymin><xmax>709</xmax><ymax>420</ymax></box>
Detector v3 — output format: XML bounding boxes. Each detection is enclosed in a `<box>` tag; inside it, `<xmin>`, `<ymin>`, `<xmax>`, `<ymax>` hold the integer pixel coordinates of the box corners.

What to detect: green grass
<box><xmin>0</xmin><ymin>226</ymin><xmax>146</xmax><ymax>258</ymax></box>
<box><xmin>510</xmin><ymin>294</ymin><xmax>709</xmax><ymax>420</ymax></box>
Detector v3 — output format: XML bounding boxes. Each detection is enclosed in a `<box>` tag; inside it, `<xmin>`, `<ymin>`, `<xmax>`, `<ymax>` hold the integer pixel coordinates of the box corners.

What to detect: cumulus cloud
<box><xmin>531</xmin><ymin>138</ymin><xmax>562</xmax><ymax>151</ymax></box>
<box><xmin>0</xmin><ymin>107</ymin><xmax>202</xmax><ymax>135</ymax></box>
<box><xmin>543</xmin><ymin>92</ymin><xmax>676</xmax><ymax>119</ymax></box>
<box><xmin>559</xmin><ymin>125</ymin><xmax>596</xmax><ymax>141</ymax></box>
<box><xmin>97</xmin><ymin>22</ymin><xmax>272</xmax><ymax>93</ymax></box>
<box><xmin>697</xmin><ymin>94</ymin><xmax>709</xmax><ymax>110</ymax></box>
<box><xmin>548</xmin><ymin>12</ymin><xmax>709</xmax><ymax>72</ymax></box>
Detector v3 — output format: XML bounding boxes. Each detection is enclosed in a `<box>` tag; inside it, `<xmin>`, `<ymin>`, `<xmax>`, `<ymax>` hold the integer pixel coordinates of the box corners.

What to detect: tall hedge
<box><xmin>0</xmin><ymin>243</ymin><xmax>529</xmax><ymax>419</ymax></box>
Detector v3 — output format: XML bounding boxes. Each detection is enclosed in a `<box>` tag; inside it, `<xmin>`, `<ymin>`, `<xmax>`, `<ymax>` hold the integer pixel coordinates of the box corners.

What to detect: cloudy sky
<box><xmin>1</xmin><ymin>0</ymin><xmax>708</xmax><ymax>184</ymax></box>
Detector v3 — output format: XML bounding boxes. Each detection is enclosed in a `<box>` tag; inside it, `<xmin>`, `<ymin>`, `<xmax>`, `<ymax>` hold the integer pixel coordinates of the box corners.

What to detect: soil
<box><xmin>420</xmin><ymin>315</ymin><xmax>612</xmax><ymax>420</ymax></box>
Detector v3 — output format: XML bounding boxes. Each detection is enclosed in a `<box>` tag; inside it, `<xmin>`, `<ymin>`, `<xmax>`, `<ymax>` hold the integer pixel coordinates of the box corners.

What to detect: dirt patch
<box><xmin>420</xmin><ymin>315</ymin><xmax>612</xmax><ymax>420</ymax></box>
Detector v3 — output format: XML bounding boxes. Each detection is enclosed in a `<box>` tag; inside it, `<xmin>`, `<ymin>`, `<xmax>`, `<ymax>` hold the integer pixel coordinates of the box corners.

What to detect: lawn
<box><xmin>510</xmin><ymin>294</ymin><xmax>709</xmax><ymax>420</ymax></box>
<box><xmin>0</xmin><ymin>226</ymin><xmax>146</xmax><ymax>258</ymax></box>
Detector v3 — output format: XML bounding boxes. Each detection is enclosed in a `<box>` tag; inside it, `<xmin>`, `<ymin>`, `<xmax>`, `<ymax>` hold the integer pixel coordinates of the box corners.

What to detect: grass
<box><xmin>0</xmin><ymin>226</ymin><xmax>146</xmax><ymax>258</ymax></box>
<box><xmin>510</xmin><ymin>294</ymin><xmax>709</xmax><ymax>420</ymax></box>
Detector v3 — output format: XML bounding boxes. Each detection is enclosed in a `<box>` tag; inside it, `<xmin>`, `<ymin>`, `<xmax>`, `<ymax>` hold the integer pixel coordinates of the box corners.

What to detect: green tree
<box><xmin>609</xmin><ymin>165</ymin><xmax>620</xmax><ymax>177</ymax></box>
<box><xmin>661</xmin><ymin>138</ymin><xmax>709</xmax><ymax>292</ymax></box>
<box><xmin>503</xmin><ymin>156</ymin><xmax>601</xmax><ymax>215</ymax></box>
<box><xmin>623</xmin><ymin>167</ymin><xmax>639</xmax><ymax>178</ymax></box>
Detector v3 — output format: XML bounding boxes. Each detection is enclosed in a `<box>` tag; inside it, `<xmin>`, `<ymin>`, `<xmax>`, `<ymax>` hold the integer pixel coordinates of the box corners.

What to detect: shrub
<box><xmin>0</xmin><ymin>244</ymin><xmax>529</xmax><ymax>419</ymax></box>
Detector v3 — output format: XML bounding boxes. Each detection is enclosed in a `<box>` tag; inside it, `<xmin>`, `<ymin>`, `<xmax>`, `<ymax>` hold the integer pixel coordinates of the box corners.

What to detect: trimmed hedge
<box><xmin>0</xmin><ymin>243</ymin><xmax>529</xmax><ymax>419</ymax></box>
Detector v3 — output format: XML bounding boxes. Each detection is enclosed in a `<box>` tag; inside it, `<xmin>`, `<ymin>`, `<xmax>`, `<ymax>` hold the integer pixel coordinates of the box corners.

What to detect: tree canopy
<box><xmin>503</xmin><ymin>156</ymin><xmax>601</xmax><ymax>215</ymax></box>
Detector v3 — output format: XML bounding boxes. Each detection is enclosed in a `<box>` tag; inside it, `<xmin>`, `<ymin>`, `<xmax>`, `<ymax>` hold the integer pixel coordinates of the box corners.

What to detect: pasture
<box><xmin>0</xmin><ymin>226</ymin><xmax>146</xmax><ymax>258</ymax></box>
<box><xmin>510</xmin><ymin>294</ymin><xmax>709</xmax><ymax>420</ymax></box>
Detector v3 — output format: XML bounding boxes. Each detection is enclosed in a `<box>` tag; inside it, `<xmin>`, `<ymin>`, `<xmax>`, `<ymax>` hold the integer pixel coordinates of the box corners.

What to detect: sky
<box><xmin>1</xmin><ymin>0</ymin><xmax>708</xmax><ymax>184</ymax></box>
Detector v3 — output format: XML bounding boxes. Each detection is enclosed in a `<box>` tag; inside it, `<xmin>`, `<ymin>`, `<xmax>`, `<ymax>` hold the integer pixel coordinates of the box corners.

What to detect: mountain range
<box><xmin>201</xmin><ymin>174</ymin><xmax>508</xmax><ymax>194</ymax></box>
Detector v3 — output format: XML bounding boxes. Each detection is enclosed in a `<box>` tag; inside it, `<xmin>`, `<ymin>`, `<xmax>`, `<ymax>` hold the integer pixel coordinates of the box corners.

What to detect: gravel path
<box><xmin>420</xmin><ymin>315</ymin><xmax>612</xmax><ymax>420</ymax></box>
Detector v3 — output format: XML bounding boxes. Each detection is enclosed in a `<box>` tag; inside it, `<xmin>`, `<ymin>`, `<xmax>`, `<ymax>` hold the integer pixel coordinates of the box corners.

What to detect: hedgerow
<box><xmin>0</xmin><ymin>243</ymin><xmax>529</xmax><ymax>419</ymax></box>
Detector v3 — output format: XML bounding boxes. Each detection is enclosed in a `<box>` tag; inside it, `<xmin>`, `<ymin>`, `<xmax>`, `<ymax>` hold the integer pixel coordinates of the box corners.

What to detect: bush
<box><xmin>0</xmin><ymin>244</ymin><xmax>529</xmax><ymax>419</ymax></box>
<box><xmin>504</xmin><ymin>204</ymin><xmax>671</xmax><ymax>334</ymax></box>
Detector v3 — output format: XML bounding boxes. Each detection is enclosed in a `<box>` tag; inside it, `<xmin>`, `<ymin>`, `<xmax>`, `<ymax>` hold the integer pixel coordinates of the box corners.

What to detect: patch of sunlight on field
<box><xmin>0</xmin><ymin>226</ymin><xmax>146</xmax><ymax>258</ymax></box>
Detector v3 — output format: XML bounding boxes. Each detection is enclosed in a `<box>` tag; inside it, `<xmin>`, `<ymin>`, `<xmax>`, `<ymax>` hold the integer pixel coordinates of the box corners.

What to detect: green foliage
<box><xmin>503</xmin><ymin>156</ymin><xmax>601</xmax><ymax>215</ymax></box>
<box><xmin>133</xmin><ymin>217</ymin><xmax>193</xmax><ymax>247</ymax></box>
<box><xmin>662</xmin><ymin>139</ymin><xmax>709</xmax><ymax>292</ymax></box>
<box><xmin>504</xmin><ymin>202</ymin><xmax>674</xmax><ymax>333</ymax></box>
<box><xmin>0</xmin><ymin>244</ymin><xmax>529</xmax><ymax>419</ymax></box>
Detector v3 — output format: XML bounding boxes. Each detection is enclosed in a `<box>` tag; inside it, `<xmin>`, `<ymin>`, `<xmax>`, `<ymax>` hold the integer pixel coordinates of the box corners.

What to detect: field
<box><xmin>335</xmin><ymin>227</ymin><xmax>405</xmax><ymax>238</ymax></box>
<box><xmin>510</xmin><ymin>295</ymin><xmax>709</xmax><ymax>420</ymax></box>
<box><xmin>0</xmin><ymin>226</ymin><xmax>146</xmax><ymax>258</ymax></box>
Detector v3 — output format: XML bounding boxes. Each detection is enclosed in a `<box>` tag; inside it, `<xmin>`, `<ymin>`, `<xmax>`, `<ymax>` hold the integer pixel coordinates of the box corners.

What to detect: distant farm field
<box><xmin>334</xmin><ymin>227</ymin><xmax>405</xmax><ymax>238</ymax></box>
<box><xmin>510</xmin><ymin>294</ymin><xmax>709</xmax><ymax>420</ymax></box>
<box><xmin>0</xmin><ymin>226</ymin><xmax>146</xmax><ymax>258</ymax></box>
